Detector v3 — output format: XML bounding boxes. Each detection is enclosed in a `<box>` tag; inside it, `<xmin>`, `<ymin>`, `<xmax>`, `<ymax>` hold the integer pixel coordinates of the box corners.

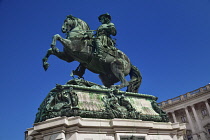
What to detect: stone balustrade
<box><xmin>158</xmin><ymin>84</ymin><xmax>210</xmax><ymax>107</ymax></box>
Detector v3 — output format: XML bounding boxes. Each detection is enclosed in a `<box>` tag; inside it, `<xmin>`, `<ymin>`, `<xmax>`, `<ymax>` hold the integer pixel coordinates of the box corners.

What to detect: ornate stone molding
<box><xmin>27</xmin><ymin>116</ymin><xmax>186</xmax><ymax>140</ymax></box>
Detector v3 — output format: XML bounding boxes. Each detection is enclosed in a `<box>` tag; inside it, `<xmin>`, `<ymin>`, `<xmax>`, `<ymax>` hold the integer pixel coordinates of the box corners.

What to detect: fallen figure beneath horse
<box><xmin>42</xmin><ymin>15</ymin><xmax>142</xmax><ymax>93</ymax></box>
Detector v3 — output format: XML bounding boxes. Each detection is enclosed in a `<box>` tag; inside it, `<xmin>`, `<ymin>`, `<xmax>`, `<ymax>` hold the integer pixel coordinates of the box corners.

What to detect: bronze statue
<box><xmin>42</xmin><ymin>14</ymin><xmax>142</xmax><ymax>93</ymax></box>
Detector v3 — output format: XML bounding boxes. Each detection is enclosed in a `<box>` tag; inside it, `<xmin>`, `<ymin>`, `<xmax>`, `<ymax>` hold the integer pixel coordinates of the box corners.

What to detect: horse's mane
<box><xmin>67</xmin><ymin>15</ymin><xmax>90</xmax><ymax>31</ymax></box>
<box><xmin>77</xmin><ymin>18</ymin><xmax>90</xmax><ymax>30</ymax></box>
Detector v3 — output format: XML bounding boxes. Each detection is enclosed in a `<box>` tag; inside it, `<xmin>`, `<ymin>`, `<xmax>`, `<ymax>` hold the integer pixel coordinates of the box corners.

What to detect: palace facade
<box><xmin>159</xmin><ymin>84</ymin><xmax>210</xmax><ymax>140</ymax></box>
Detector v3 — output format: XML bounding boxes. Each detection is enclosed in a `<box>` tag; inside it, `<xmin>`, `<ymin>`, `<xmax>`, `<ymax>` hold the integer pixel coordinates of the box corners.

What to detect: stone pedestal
<box><xmin>28</xmin><ymin>80</ymin><xmax>186</xmax><ymax>140</ymax></box>
<box><xmin>26</xmin><ymin>116</ymin><xmax>185</xmax><ymax>140</ymax></box>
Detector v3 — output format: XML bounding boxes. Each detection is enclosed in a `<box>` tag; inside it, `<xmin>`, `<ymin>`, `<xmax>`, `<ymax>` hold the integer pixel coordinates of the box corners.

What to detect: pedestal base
<box><xmin>26</xmin><ymin>116</ymin><xmax>185</xmax><ymax>140</ymax></box>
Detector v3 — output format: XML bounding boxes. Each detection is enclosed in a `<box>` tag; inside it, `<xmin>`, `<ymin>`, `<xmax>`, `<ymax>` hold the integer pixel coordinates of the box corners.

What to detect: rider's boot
<box><xmin>94</xmin><ymin>39</ymin><xmax>104</xmax><ymax>60</ymax></box>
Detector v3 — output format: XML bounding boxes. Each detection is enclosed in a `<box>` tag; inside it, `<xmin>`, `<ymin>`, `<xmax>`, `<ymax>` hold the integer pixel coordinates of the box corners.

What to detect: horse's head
<box><xmin>62</xmin><ymin>15</ymin><xmax>90</xmax><ymax>33</ymax></box>
<box><xmin>62</xmin><ymin>15</ymin><xmax>75</xmax><ymax>33</ymax></box>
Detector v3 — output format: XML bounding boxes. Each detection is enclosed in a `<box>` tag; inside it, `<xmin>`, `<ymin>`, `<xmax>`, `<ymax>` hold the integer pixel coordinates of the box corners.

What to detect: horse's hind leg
<box><xmin>110</xmin><ymin>60</ymin><xmax>129</xmax><ymax>89</ymax></box>
<box><xmin>99</xmin><ymin>74</ymin><xmax>114</xmax><ymax>88</ymax></box>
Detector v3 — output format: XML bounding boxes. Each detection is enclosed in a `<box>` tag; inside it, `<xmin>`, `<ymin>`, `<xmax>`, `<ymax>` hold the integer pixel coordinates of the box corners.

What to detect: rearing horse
<box><xmin>42</xmin><ymin>15</ymin><xmax>142</xmax><ymax>93</ymax></box>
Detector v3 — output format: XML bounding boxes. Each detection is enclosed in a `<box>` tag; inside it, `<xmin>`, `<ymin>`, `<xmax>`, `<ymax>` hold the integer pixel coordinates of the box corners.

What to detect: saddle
<box><xmin>83</xmin><ymin>36</ymin><xmax>121</xmax><ymax>59</ymax></box>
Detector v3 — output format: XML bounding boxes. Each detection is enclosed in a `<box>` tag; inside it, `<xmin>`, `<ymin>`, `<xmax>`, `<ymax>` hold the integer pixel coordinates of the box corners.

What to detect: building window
<box><xmin>187</xmin><ymin>135</ymin><xmax>193</xmax><ymax>140</ymax></box>
<box><xmin>120</xmin><ymin>136</ymin><xmax>145</xmax><ymax>140</ymax></box>
<box><xmin>201</xmin><ymin>109</ymin><xmax>207</xmax><ymax>116</ymax></box>
<box><xmin>181</xmin><ymin>116</ymin><xmax>187</xmax><ymax>123</ymax></box>
<box><xmin>186</xmin><ymin>130</ymin><xmax>193</xmax><ymax>140</ymax></box>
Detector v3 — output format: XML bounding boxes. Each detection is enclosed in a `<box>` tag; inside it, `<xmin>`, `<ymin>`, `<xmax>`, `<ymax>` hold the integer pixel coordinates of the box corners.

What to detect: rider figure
<box><xmin>73</xmin><ymin>14</ymin><xmax>117</xmax><ymax>78</ymax></box>
<box><xmin>95</xmin><ymin>13</ymin><xmax>117</xmax><ymax>58</ymax></box>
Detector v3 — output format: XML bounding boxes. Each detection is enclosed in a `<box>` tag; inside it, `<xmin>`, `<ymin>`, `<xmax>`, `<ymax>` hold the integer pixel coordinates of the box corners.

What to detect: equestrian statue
<box><xmin>42</xmin><ymin>14</ymin><xmax>142</xmax><ymax>93</ymax></box>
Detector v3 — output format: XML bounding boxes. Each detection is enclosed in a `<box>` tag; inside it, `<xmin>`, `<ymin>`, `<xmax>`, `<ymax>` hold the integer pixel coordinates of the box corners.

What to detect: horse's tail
<box><xmin>126</xmin><ymin>64</ymin><xmax>142</xmax><ymax>93</ymax></box>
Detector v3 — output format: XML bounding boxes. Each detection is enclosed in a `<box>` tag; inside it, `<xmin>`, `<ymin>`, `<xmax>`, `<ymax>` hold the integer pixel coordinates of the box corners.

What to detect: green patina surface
<box><xmin>34</xmin><ymin>79</ymin><xmax>168</xmax><ymax>123</ymax></box>
<box><xmin>42</xmin><ymin>14</ymin><xmax>142</xmax><ymax>93</ymax></box>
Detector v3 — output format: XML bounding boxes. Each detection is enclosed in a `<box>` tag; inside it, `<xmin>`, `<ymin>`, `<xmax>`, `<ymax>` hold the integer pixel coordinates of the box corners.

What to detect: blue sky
<box><xmin>0</xmin><ymin>0</ymin><xmax>210</xmax><ymax>139</ymax></box>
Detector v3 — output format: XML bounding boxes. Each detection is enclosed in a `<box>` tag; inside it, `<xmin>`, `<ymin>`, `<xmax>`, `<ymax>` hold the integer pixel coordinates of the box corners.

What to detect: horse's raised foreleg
<box><xmin>51</xmin><ymin>34</ymin><xmax>62</xmax><ymax>53</ymax></box>
<box><xmin>51</xmin><ymin>34</ymin><xmax>74</xmax><ymax>62</ymax></box>
<box><xmin>42</xmin><ymin>48</ymin><xmax>74</xmax><ymax>71</ymax></box>
<box><xmin>42</xmin><ymin>48</ymin><xmax>60</xmax><ymax>71</ymax></box>
<box><xmin>42</xmin><ymin>48</ymin><xmax>53</xmax><ymax>71</ymax></box>
<box><xmin>42</xmin><ymin>34</ymin><xmax>74</xmax><ymax>71</ymax></box>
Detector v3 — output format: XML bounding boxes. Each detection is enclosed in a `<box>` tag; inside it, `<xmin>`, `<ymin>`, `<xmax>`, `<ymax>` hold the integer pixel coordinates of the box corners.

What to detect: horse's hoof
<box><xmin>43</xmin><ymin>62</ymin><xmax>49</xmax><ymax>71</ymax></box>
